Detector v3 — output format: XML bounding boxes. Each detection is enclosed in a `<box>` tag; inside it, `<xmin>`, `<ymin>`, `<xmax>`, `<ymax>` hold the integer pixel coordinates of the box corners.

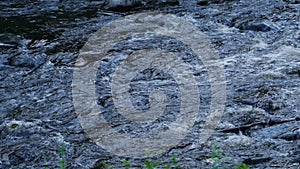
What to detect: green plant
<box><xmin>144</xmin><ymin>160</ymin><xmax>159</xmax><ymax>169</ymax></box>
<box><xmin>100</xmin><ymin>162</ymin><xmax>112</xmax><ymax>169</ymax></box>
<box><xmin>144</xmin><ymin>153</ymin><xmax>181</xmax><ymax>169</ymax></box>
<box><xmin>210</xmin><ymin>145</ymin><xmax>227</xmax><ymax>169</ymax></box>
<box><xmin>48</xmin><ymin>145</ymin><xmax>250</xmax><ymax>169</ymax></box>
<box><xmin>165</xmin><ymin>155</ymin><xmax>181</xmax><ymax>169</ymax></box>
<box><xmin>234</xmin><ymin>163</ymin><xmax>250</xmax><ymax>169</ymax></box>
<box><xmin>123</xmin><ymin>160</ymin><xmax>131</xmax><ymax>169</ymax></box>
<box><xmin>57</xmin><ymin>146</ymin><xmax>67</xmax><ymax>169</ymax></box>
<box><xmin>210</xmin><ymin>145</ymin><xmax>250</xmax><ymax>169</ymax></box>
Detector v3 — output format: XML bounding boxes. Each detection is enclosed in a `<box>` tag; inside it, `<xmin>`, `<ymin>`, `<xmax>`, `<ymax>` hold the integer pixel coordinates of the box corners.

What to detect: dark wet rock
<box><xmin>8</xmin><ymin>54</ymin><xmax>47</xmax><ymax>69</ymax></box>
<box><xmin>0</xmin><ymin>34</ymin><xmax>22</xmax><ymax>48</ymax></box>
<box><xmin>238</xmin><ymin>22</ymin><xmax>272</xmax><ymax>32</ymax></box>
<box><xmin>196</xmin><ymin>0</ymin><xmax>209</xmax><ymax>6</ymax></box>
<box><xmin>251</xmin><ymin>122</ymin><xmax>300</xmax><ymax>139</ymax></box>
<box><xmin>283</xmin><ymin>0</ymin><xmax>300</xmax><ymax>4</ymax></box>
<box><xmin>287</xmin><ymin>69</ymin><xmax>300</xmax><ymax>77</ymax></box>
<box><xmin>197</xmin><ymin>0</ymin><xmax>238</xmax><ymax>5</ymax></box>
<box><xmin>243</xmin><ymin>157</ymin><xmax>272</xmax><ymax>165</ymax></box>
<box><xmin>279</xmin><ymin>131</ymin><xmax>300</xmax><ymax>141</ymax></box>
<box><xmin>212</xmin><ymin>0</ymin><xmax>238</xmax><ymax>3</ymax></box>
<box><xmin>102</xmin><ymin>0</ymin><xmax>179</xmax><ymax>11</ymax></box>
<box><xmin>101</xmin><ymin>0</ymin><xmax>142</xmax><ymax>11</ymax></box>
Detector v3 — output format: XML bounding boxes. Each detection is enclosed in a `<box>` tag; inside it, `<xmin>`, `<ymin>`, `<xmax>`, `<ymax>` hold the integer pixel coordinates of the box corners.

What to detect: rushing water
<box><xmin>0</xmin><ymin>0</ymin><xmax>299</xmax><ymax>168</ymax></box>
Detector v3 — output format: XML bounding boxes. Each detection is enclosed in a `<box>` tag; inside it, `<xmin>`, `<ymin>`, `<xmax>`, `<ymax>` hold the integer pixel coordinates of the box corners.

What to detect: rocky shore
<box><xmin>0</xmin><ymin>0</ymin><xmax>299</xmax><ymax>168</ymax></box>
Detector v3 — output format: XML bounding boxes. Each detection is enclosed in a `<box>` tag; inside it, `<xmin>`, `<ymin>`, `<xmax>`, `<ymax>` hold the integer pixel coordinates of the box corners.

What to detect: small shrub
<box><xmin>57</xmin><ymin>146</ymin><xmax>67</xmax><ymax>169</ymax></box>
<box><xmin>144</xmin><ymin>160</ymin><xmax>159</xmax><ymax>169</ymax></box>
<box><xmin>123</xmin><ymin>160</ymin><xmax>131</xmax><ymax>169</ymax></box>
<box><xmin>210</xmin><ymin>145</ymin><xmax>250</xmax><ymax>169</ymax></box>
<box><xmin>234</xmin><ymin>163</ymin><xmax>250</xmax><ymax>169</ymax></box>
<box><xmin>210</xmin><ymin>145</ymin><xmax>227</xmax><ymax>169</ymax></box>
<box><xmin>101</xmin><ymin>162</ymin><xmax>112</xmax><ymax>169</ymax></box>
<box><xmin>144</xmin><ymin>152</ymin><xmax>181</xmax><ymax>169</ymax></box>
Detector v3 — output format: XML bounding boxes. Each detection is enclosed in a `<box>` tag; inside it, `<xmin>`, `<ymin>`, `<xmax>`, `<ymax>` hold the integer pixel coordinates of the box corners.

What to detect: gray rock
<box><xmin>0</xmin><ymin>0</ymin><xmax>299</xmax><ymax>168</ymax></box>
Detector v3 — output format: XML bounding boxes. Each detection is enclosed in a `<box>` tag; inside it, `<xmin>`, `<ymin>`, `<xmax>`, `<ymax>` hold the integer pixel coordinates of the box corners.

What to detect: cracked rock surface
<box><xmin>0</xmin><ymin>0</ymin><xmax>299</xmax><ymax>168</ymax></box>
